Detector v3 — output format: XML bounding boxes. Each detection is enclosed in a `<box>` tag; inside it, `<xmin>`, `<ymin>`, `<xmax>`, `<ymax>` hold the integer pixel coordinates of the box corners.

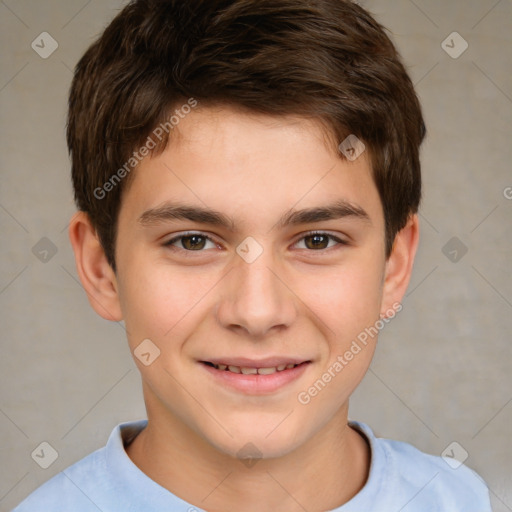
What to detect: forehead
<box><xmin>119</xmin><ymin>106</ymin><xmax>383</xmax><ymax>230</ymax></box>
<box><xmin>168</xmin><ymin>105</ymin><xmax>338</xmax><ymax>152</ymax></box>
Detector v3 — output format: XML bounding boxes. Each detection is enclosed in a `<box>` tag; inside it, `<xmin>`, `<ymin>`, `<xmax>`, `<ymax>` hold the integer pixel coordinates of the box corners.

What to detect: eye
<box><xmin>163</xmin><ymin>230</ymin><xmax>348</xmax><ymax>255</ymax></box>
<box><xmin>164</xmin><ymin>232</ymin><xmax>218</xmax><ymax>252</ymax></box>
<box><xmin>294</xmin><ymin>231</ymin><xmax>347</xmax><ymax>251</ymax></box>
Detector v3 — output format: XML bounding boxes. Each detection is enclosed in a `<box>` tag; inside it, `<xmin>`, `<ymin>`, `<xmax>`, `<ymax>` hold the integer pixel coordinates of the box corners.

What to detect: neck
<box><xmin>126</xmin><ymin>397</ymin><xmax>370</xmax><ymax>512</ymax></box>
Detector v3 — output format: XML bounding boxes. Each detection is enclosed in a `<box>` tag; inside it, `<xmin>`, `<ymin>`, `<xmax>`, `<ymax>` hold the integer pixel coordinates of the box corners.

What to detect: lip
<box><xmin>199</xmin><ymin>358</ymin><xmax>312</xmax><ymax>395</ymax></box>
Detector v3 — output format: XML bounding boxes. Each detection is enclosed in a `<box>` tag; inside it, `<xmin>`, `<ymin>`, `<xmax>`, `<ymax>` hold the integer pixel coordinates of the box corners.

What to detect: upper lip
<box><xmin>201</xmin><ymin>357</ymin><xmax>311</xmax><ymax>368</ymax></box>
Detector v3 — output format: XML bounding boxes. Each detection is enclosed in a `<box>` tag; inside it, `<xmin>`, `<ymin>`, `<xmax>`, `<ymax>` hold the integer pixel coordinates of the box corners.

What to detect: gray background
<box><xmin>0</xmin><ymin>0</ymin><xmax>511</xmax><ymax>510</ymax></box>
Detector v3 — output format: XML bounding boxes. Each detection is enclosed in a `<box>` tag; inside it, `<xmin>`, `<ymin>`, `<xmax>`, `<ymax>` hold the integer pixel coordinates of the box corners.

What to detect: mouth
<box><xmin>199</xmin><ymin>358</ymin><xmax>311</xmax><ymax>394</ymax></box>
<box><xmin>202</xmin><ymin>361</ymin><xmax>304</xmax><ymax>374</ymax></box>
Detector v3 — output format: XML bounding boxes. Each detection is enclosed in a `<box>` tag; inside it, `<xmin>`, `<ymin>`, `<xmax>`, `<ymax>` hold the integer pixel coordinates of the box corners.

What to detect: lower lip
<box><xmin>200</xmin><ymin>362</ymin><xmax>311</xmax><ymax>395</ymax></box>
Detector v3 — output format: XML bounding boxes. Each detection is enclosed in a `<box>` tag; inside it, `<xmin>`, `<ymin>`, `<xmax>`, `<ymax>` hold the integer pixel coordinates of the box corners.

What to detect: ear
<box><xmin>68</xmin><ymin>211</ymin><xmax>123</xmax><ymax>322</ymax></box>
<box><xmin>380</xmin><ymin>214</ymin><xmax>420</xmax><ymax>317</ymax></box>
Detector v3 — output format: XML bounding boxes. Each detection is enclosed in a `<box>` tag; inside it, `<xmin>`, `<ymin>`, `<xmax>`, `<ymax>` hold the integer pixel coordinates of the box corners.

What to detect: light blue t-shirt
<box><xmin>13</xmin><ymin>420</ymin><xmax>491</xmax><ymax>511</ymax></box>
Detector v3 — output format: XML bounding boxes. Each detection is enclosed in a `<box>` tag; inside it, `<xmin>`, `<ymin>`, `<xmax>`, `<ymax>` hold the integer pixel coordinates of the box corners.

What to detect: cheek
<box><xmin>301</xmin><ymin>254</ymin><xmax>385</xmax><ymax>346</ymax></box>
<box><xmin>294</xmin><ymin>259</ymin><xmax>384</xmax><ymax>414</ymax></box>
<box><xmin>117</xmin><ymin>255</ymin><xmax>218</xmax><ymax>349</ymax></box>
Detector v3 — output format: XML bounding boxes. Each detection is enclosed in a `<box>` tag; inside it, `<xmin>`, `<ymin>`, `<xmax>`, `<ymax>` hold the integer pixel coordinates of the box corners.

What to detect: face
<box><xmin>110</xmin><ymin>106</ymin><xmax>403</xmax><ymax>458</ymax></box>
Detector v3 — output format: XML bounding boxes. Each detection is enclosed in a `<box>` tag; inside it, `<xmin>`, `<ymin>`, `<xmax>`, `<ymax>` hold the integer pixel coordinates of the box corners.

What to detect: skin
<box><xmin>69</xmin><ymin>105</ymin><xmax>419</xmax><ymax>511</ymax></box>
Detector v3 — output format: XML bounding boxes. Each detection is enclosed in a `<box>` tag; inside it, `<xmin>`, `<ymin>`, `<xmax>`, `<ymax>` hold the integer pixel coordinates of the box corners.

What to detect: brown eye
<box><xmin>181</xmin><ymin>235</ymin><xmax>207</xmax><ymax>250</ymax></box>
<box><xmin>164</xmin><ymin>233</ymin><xmax>216</xmax><ymax>251</ymax></box>
<box><xmin>296</xmin><ymin>232</ymin><xmax>346</xmax><ymax>251</ymax></box>
<box><xmin>304</xmin><ymin>234</ymin><xmax>330</xmax><ymax>250</ymax></box>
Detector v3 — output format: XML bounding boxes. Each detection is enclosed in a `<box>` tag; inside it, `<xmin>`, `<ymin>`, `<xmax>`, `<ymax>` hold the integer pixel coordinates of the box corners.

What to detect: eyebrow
<box><xmin>138</xmin><ymin>199</ymin><xmax>371</xmax><ymax>231</ymax></box>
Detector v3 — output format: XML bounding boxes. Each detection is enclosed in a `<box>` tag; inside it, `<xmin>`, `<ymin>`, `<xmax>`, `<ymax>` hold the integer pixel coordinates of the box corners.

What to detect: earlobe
<box><xmin>68</xmin><ymin>211</ymin><xmax>123</xmax><ymax>322</ymax></box>
<box><xmin>380</xmin><ymin>214</ymin><xmax>420</xmax><ymax>317</ymax></box>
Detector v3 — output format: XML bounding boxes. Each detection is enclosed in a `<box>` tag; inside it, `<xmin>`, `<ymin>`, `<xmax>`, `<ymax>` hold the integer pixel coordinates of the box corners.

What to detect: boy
<box><xmin>14</xmin><ymin>0</ymin><xmax>491</xmax><ymax>510</ymax></box>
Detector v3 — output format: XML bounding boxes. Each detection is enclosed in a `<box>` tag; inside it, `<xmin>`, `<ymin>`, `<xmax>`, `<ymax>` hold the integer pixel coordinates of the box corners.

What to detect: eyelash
<box><xmin>163</xmin><ymin>231</ymin><xmax>348</xmax><ymax>255</ymax></box>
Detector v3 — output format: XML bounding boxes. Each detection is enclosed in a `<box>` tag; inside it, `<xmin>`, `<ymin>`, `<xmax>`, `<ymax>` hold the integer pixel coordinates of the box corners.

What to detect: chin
<box><xmin>200</xmin><ymin>414</ymin><xmax>312</xmax><ymax>461</ymax></box>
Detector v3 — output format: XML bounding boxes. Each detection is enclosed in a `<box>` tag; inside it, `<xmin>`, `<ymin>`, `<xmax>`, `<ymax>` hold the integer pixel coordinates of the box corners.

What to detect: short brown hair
<box><xmin>67</xmin><ymin>0</ymin><xmax>425</xmax><ymax>271</ymax></box>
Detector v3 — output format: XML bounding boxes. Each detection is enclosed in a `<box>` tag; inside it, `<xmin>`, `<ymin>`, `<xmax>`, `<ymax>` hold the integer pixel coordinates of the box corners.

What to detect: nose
<box><xmin>214</xmin><ymin>246</ymin><xmax>298</xmax><ymax>339</ymax></box>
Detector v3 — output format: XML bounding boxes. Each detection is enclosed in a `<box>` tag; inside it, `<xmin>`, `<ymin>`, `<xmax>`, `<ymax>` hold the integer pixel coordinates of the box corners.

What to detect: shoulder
<box><xmin>12</xmin><ymin>421</ymin><xmax>148</xmax><ymax>512</ymax></box>
<box><xmin>382</xmin><ymin>436</ymin><xmax>491</xmax><ymax>508</ymax></box>
<box><xmin>350</xmin><ymin>422</ymin><xmax>492</xmax><ymax>512</ymax></box>
<box><xmin>12</xmin><ymin>447</ymin><xmax>108</xmax><ymax>512</ymax></box>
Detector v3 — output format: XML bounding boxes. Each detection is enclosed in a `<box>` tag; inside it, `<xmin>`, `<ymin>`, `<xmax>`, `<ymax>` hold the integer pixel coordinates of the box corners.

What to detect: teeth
<box><xmin>257</xmin><ymin>367</ymin><xmax>277</xmax><ymax>375</ymax></box>
<box><xmin>212</xmin><ymin>363</ymin><xmax>299</xmax><ymax>374</ymax></box>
